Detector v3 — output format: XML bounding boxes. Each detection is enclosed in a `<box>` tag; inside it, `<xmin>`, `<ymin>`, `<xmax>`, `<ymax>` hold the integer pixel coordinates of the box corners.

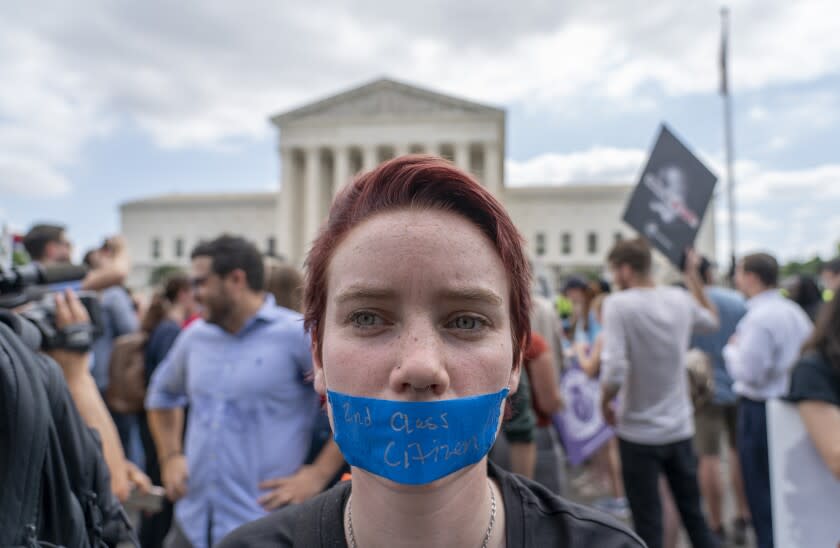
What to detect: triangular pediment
<box><xmin>270</xmin><ymin>78</ymin><xmax>503</xmax><ymax>126</ymax></box>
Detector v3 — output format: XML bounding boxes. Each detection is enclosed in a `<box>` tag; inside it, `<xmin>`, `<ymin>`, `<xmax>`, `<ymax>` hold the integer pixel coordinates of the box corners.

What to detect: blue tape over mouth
<box><xmin>327</xmin><ymin>388</ymin><xmax>509</xmax><ymax>485</ymax></box>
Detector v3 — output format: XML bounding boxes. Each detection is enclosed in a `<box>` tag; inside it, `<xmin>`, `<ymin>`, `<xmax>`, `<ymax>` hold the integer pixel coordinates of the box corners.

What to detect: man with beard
<box><xmin>146</xmin><ymin>235</ymin><xmax>344</xmax><ymax>548</ymax></box>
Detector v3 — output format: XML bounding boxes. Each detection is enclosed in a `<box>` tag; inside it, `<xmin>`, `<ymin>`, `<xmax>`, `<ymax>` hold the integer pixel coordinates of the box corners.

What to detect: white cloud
<box><xmin>716</xmin><ymin>208</ymin><xmax>779</xmax><ymax>232</ymax></box>
<box><xmin>737</xmin><ymin>162</ymin><xmax>840</xmax><ymax>201</ymax></box>
<box><xmin>748</xmin><ymin>105</ymin><xmax>768</xmax><ymax>121</ymax></box>
<box><xmin>0</xmin><ymin>28</ymin><xmax>112</xmax><ymax>195</ymax></box>
<box><xmin>506</xmin><ymin>147</ymin><xmax>646</xmax><ymax>185</ymax></box>
<box><xmin>0</xmin><ymin>155</ymin><xmax>71</xmax><ymax>197</ymax></box>
<box><xmin>1</xmin><ymin>0</ymin><xmax>839</xmax><ymax>155</ymax></box>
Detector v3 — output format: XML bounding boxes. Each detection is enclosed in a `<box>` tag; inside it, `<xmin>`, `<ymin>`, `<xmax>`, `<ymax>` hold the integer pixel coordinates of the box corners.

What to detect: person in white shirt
<box><xmin>723</xmin><ymin>252</ymin><xmax>813</xmax><ymax>548</ymax></box>
<box><xmin>600</xmin><ymin>238</ymin><xmax>719</xmax><ymax>548</ymax></box>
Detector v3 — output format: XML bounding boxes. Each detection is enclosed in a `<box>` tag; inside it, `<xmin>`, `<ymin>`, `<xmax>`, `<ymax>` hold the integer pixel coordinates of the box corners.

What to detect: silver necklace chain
<box><xmin>346</xmin><ymin>479</ymin><xmax>497</xmax><ymax>548</ymax></box>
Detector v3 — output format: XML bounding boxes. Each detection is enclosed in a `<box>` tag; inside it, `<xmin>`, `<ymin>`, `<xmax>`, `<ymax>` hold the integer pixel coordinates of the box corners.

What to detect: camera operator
<box><xmin>44</xmin><ymin>288</ymin><xmax>151</xmax><ymax>501</ymax></box>
<box><xmin>22</xmin><ymin>224</ymin><xmax>149</xmax><ymax>500</ymax></box>
<box><xmin>23</xmin><ymin>224</ymin><xmax>131</xmax><ymax>291</ymax></box>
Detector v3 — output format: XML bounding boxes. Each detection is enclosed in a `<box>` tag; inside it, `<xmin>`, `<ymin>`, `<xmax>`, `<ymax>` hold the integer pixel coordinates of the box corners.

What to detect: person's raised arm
<box><xmin>683</xmin><ymin>248</ymin><xmax>718</xmax><ymax>330</ymax></box>
<box><xmin>81</xmin><ymin>236</ymin><xmax>130</xmax><ymax>291</ymax></box>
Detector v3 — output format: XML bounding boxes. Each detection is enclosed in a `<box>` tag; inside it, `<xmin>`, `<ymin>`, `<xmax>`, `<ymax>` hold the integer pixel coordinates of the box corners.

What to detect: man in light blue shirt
<box><xmin>724</xmin><ymin>252</ymin><xmax>812</xmax><ymax>548</ymax></box>
<box><xmin>146</xmin><ymin>236</ymin><xmax>344</xmax><ymax>548</ymax></box>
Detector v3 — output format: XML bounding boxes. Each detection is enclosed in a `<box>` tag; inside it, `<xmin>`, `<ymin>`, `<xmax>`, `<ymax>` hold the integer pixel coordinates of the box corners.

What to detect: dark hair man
<box><xmin>724</xmin><ymin>252</ymin><xmax>813</xmax><ymax>548</ymax></box>
<box><xmin>600</xmin><ymin>238</ymin><xmax>720</xmax><ymax>548</ymax></box>
<box><xmin>146</xmin><ymin>235</ymin><xmax>344</xmax><ymax>547</ymax></box>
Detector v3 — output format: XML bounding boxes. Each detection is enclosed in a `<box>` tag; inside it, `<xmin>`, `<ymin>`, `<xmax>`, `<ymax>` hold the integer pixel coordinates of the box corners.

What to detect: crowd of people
<box><xmin>8</xmin><ymin>155</ymin><xmax>840</xmax><ymax>548</ymax></box>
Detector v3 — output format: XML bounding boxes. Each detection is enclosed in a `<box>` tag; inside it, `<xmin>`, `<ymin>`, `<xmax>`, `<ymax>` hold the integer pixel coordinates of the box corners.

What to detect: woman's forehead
<box><xmin>326</xmin><ymin>209</ymin><xmax>509</xmax><ymax>300</ymax></box>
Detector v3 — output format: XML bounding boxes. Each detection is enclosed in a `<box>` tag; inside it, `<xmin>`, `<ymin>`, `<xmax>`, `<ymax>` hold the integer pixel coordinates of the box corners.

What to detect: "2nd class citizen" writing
<box><xmin>389</xmin><ymin>411</ymin><xmax>449</xmax><ymax>434</ymax></box>
<box><xmin>384</xmin><ymin>436</ymin><xmax>480</xmax><ymax>469</ymax></box>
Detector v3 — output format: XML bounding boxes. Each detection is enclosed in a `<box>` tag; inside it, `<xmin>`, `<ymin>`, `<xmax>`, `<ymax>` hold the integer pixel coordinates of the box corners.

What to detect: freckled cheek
<box><xmin>446</xmin><ymin>344</ymin><xmax>513</xmax><ymax>393</ymax></box>
<box><xmin>320</xmin><ymin>337</ymin><xmax>394</xmax><ymax>395</ymax></box>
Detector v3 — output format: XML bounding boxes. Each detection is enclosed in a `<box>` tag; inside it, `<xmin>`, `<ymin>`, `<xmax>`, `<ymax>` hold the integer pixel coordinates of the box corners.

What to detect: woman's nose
<box><xmin>388</xmin><ymin>325</ymin><xmax>449</xmax><ymax>398</ymax></box>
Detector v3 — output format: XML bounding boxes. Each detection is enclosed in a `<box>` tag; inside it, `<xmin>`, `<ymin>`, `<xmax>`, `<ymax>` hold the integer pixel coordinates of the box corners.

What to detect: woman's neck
<box><xmin>167</xmin><ymin>304</ymin><xmax>186</xmax><ymax>324</ymax></box>
<box><xmin>347</xmin><ymin>459</ymin><xmax>505</xmax><ymax>548</ymax></box>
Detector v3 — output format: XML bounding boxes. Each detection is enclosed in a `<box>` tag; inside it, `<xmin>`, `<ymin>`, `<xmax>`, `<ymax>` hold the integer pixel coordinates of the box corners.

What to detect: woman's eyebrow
<box><xmin>334</xmin><ymin>286</ymin><xmax>503</xmax><ymax>306</ymax></box>
<box><xmin>334</xmin><ymin>286</ymin><xmax>397</xmax><ymax>304</ymax></box>
<box><xmin>436</xmin><ymin>287</ymin><xmax>504</xmax><ymax>306</ymax></box>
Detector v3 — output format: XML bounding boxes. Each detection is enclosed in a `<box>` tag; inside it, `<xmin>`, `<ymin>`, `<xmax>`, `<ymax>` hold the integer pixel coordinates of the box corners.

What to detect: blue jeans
<box><xmin>738</xmin><ymin>398</ymin><xmax>773</xmax><ymax>548</ymax></box>
<box><xmin>618</xmin><ymin>437</ymin><xmax>718</xmax><ymax>548</ymax></box>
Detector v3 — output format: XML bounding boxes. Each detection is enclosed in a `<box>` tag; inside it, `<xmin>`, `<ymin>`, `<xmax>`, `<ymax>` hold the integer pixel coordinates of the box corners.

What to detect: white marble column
<box><xmin>483</xmin><ymin>141</ymin><xmax>501</xmax><ymax>195</ymax></box>
<box><xmin>454</xmin><ymin>142</ymin><xmax>471</xmax><ymax>173</ymax></box>
<box><xmin>304</xmin><ymin>147</ymin><xmax>323</xmax><ymax>249</ymax></box>
<box><xmin>279</xmin><ymin>147</ymin><xmax>297</xmax><ymax>262</ymax></box>
<box><xmin>394</xmin><ymin>143</ymin><xmax>410</xmax><ymax>158</ymax></box>
<box><xmin>333</xmin><ymin>145</ymin><xmax>350</xmax><ymax>197</ymax></box>
<box><xmin>362</xmin><ymin>145</ymin><xmax>378</xmax><ymax>172</ymax></box>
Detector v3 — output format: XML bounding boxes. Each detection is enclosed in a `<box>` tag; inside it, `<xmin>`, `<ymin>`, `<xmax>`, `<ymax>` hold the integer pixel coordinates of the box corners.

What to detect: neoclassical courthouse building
<box><xmin>121</xmin><ymin>78</ymin><xmax>716</xmax><ymax>290</ymax></box>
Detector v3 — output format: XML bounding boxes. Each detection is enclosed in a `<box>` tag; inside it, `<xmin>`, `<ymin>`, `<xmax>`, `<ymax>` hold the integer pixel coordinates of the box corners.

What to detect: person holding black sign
<box><xmin>600</xmin><ymin>238</ymin><xmax>719</xmax><ymax>548</ymax></box>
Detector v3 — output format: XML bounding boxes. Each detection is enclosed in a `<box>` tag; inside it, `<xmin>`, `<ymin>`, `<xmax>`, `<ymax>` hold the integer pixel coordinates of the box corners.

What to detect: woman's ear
<box><xmin>508</xmin><ymin>341</ymin><xmax>524</xmax><ymax>394</ymax></box>
<box><xmin>312</xmin><ymin>337</ymin><xmax>326</xmax><ymax>396</ymax></box>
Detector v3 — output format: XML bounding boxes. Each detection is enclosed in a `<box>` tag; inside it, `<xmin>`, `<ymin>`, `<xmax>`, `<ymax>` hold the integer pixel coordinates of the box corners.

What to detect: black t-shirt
<box><xmin>787</xmin><ymin>351</ymin><xmax>840</xmax><ymax>406</ymax></box>
<box><xmin>218</xmin><ymin>462</ymin><xmax>643</xmax><ymax>548</ymax></box>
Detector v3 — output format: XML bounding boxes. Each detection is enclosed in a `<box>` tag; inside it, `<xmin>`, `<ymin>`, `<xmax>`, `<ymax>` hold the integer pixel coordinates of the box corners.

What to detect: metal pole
<box><xmin>721</xmin><ymin>7</ymin><xmax>737</xmax><ymax>277</ymax></box>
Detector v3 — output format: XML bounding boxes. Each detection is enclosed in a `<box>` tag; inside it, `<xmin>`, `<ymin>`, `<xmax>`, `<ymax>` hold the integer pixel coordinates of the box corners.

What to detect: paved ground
<box><xmin>566</xmin><ymin>446</ymin><xmax>757</xmax><ymax>548</ymax></box>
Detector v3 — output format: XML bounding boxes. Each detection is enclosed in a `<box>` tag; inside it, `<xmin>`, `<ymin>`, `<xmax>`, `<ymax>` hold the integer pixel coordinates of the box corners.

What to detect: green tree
<box><xmin>149</xmin><ymin>264</ymin><xmax>185</xmax><ymax>287</ymax></box>
<box><xmin>781</xmin><ymin>255</ymin><xmax>823</xmax><ymax>278</ymax></box>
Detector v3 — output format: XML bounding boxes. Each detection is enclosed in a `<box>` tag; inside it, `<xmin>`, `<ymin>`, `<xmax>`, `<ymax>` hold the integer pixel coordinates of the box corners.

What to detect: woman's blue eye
<box><xmin>451</xmin><ymin>316</ymin><xmax>484</xmax><ymax>330</ymax></box>
<box><xmin>351</xmin><ymin>312</ymin><xmax>380</xmax><ymax>327</ymax></box>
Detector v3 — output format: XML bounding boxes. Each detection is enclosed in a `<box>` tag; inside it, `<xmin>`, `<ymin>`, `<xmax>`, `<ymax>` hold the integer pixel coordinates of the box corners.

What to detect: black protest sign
<box><xmin>622</xmin><ymin>124</ymin><xmax>717</xmax><ymax>267</ymax></box>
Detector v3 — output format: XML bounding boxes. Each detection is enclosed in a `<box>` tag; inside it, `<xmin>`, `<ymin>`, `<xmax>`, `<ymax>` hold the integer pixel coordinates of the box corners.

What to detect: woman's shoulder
<box><xmin>149</xmin><ymin>319</ymin><xmax>180</xmax><ymax>339</ymax></box>
<box><xmin>788</xmin><ymin>352</ymin><xmax>840</xmax><ymax>406</ymax></box>
<box><xmin>218</xmin><ymin>481</ymin><xmax>351</xmax><ymax>548</ymax></box>
<box><xmin>493</xmin><ymin>464</ymin><xmax>644</xmax><ymax>547</ymax></box>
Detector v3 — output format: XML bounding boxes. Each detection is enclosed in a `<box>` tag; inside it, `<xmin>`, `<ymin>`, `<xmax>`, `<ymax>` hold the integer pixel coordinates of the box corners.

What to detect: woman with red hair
<box><xmin>220</xmin><ymin>156</ymin><xmax>641</xmax><ymax>547</ymax></box>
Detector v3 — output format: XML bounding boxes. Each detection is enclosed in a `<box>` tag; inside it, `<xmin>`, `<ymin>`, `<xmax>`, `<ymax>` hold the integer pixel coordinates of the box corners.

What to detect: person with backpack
<box><xmin>0</xmin><ymin>289</ymin><xmax>143</xmax><ymax>546</ymax></box>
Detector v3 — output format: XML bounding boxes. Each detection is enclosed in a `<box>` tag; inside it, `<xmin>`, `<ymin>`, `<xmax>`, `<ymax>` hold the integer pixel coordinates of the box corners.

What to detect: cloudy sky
<box><xmin>3</xmin><ymin>1</ymin><xmax>839</xmax><ymax>264</ymax></box>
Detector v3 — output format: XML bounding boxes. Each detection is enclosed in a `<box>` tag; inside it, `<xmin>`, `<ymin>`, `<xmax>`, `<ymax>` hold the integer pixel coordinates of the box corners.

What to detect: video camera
<box><xmin>0</xmin><ymin>262</ymin><xmax>104</xmax><ymax>352</ymax></box>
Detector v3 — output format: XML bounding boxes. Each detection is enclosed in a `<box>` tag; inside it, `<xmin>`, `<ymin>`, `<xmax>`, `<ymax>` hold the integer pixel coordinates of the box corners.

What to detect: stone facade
<box><xmin>120</xmin><ymin>193</ymin><xmax>278</xmax><ymax>288</ymax></box>
<box><xmin>271</xmin><ymin>78</ymin><xmax>505</xmax><ymax>262</ymax></box>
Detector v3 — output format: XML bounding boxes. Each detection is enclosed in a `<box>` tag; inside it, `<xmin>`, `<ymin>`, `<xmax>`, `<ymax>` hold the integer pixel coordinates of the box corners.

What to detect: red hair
<box><xmin>303</xmin><ymin>155</ymin><xmax>532</xmax><ymax>367</ymax></box>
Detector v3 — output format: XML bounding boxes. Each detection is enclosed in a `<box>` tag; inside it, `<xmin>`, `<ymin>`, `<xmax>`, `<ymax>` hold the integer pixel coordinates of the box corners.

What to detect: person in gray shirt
<box><xmin>600</xmin><ymin>238</ymin><xmax>719</xmax><ymax>548</ymax></box>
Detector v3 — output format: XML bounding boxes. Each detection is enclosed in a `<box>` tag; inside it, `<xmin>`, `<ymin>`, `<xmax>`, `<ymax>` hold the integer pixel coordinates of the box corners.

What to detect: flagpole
<box><xmin>720</xmin><ymin>6</ymin><xmax>737</xmax><ymax>278</ymax></box>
